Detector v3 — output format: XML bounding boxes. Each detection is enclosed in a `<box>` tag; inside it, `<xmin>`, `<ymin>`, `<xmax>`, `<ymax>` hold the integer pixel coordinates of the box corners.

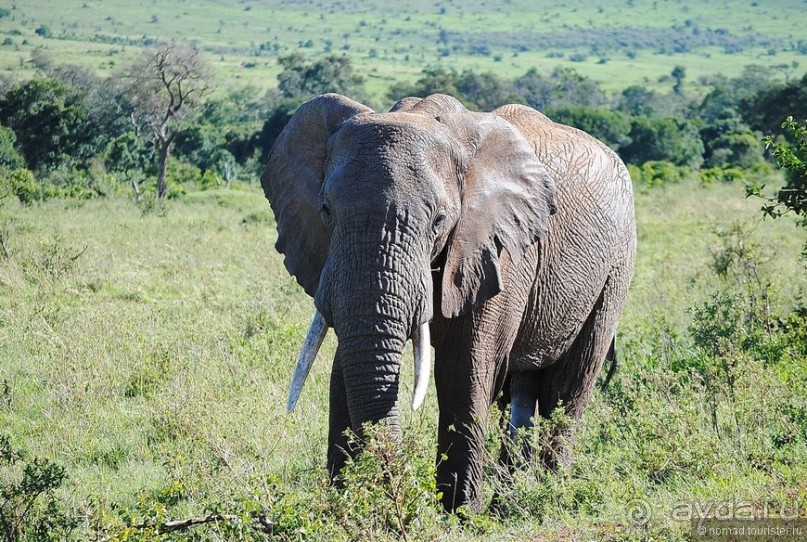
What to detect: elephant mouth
<box><xmin>286</xmin><ymin>310</ymin><xmax>431</xmax><ymax>413</ymax></box>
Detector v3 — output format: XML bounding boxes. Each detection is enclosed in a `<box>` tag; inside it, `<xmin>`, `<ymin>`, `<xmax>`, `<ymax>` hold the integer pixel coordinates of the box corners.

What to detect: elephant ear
<box><xmin>261</xmin><ymin>93</ymin><xmax>373</xmax><ymax>297</ymax></box>
<box><xmin>440</xmin><ymin>111</ymin><xmax>557</xmax><ymax>318</ymax></box>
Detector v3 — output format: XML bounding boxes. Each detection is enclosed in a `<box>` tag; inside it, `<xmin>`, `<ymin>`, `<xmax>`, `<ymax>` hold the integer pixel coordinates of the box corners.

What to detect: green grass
<box><xmin>0</xmin><ymin>173</ymin><xmax>805</xmax><ymax>539</ymax></box>
<box><xmin>1</xmin><ymin>0</ymin><xmax>806</xmax><ymax>101</ymax></box>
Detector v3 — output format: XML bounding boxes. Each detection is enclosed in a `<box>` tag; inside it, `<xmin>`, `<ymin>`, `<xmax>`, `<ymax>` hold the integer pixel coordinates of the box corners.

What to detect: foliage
<box><xmin>743</xmin><ymin>74</ymin><xmax>807</xmax><ymax>136</ymax></box>
<box><xmin>760</xmin><ymin>117</ymin><xmax>807</xmax><ymax>220</ymax></box>
<box><xmin>277</xmin><ymin>53</ymin><xmax>367</xmax><ymax>103</ymax></box>
<box><xmin>699</xmin><ymin>165</ymin><xmax>748</xmax><ymax>185</ymax></box>
<box><xmin>328</xmin><ymin>425</ymin><xmax>442</xmax><ymax>541</ymax></box>
<box><xmin>0</xmin><ymin>435</ymin><xmax>77</xmax><ymax>541</ymax></box>
<box><xmin>0</xmin><ymin>78</ymin><xmax>99</xmax><ymax>170</ymax></box>
<box><xmin>617</xmin><ymin>85</ymin><xmax>659</xmax><ymax>117</ymax></box>
<box><xmin>0</xmin><ymin>125</ymin><xmax>23</xmax><ymax>169</ymax></box>
<box><xmin>513</xmin><ymin>66</ymin><xmax>607</xmax><ymax>111</ymax></box>
<box><xmin>702</xmin><ymin>124</ymin><xmax>765</xmax><ymax>169</ymax></box>
<box><xmin>547</xmin><ymin>106</ymin><xmax>632</xmax><ymax>151</ymax></box>
<box><xmin>747</xmin><ymin>116</ymin><xmax>807</xmax><ymax>260</ymax></box>
<box><xmin>250</xmin><ymin>99</ymin><xmax>302</xmax><ymax>163</ymax></box>
<box><xmin>621</xmin><ymin>116</ymin><xmax>705</xmax><ymax>168</ymax></box>
<box><xmin>627</xmin><ymin>160</ymin><xmax>689</xmax><ymax>187</ymax></box>
<box><xmin>389</xmin><ymin>67</ymin><xmax>523</xmax><ymax>112</ymax></box>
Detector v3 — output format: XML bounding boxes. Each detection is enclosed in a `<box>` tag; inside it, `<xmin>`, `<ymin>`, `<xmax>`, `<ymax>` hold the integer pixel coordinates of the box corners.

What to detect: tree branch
<box><xmin>129</xmin><ymin>512</ymin><xmax>275</xmax><ymax>534</ymax></box>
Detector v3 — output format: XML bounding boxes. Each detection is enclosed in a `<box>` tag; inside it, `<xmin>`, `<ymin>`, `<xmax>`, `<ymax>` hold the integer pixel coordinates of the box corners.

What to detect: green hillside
<box><xmin>1</xmin><ymin>0</ymin><xmax>806</xmax><ymax>97</ymax></box>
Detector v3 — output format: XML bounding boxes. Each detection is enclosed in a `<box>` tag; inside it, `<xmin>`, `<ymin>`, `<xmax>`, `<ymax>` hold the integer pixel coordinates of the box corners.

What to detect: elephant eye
<box><xmin>432</xmin><ymin>210</ymin><xmax>447</xmax><ymax>234</ymax></box>
<box><xmin>320</xmin><ymin>201</ymin><xmax>332</xmax><ymax>223</ymax></box>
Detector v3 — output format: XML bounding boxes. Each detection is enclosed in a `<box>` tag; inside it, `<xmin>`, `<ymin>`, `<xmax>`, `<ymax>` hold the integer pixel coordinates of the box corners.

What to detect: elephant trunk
<box><xmin>328</xmin><ymin>247</ymin><xmax>430</xmax><ymax>433</ymax></box>
<box><xmin>337</xmin><ymin>329</ymin><xmax>407</xmax><ymax>434</ymax></box>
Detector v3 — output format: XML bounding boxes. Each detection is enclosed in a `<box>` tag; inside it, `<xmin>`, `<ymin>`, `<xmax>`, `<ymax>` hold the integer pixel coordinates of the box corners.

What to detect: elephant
<box><xmin>260</xmin><ymin>92</ymin><xmax>636</xmax><ymax>513</ymax></box>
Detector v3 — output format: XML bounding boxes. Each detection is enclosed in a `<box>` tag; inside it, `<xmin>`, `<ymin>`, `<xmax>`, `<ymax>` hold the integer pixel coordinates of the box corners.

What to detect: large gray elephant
<box><xmin>261</xmin><ymin>93</ymin><xmax>636</xmax><ymax>512</ymax></box>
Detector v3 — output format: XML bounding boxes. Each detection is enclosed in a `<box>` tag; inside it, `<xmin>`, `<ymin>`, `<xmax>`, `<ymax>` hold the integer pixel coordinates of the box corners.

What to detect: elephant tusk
<box><xmin>411</xmin><ymin>322</ymin><xmax>431</xmax><ymax>411</ymax></box>
<box><xmin>287</xmin><ymin>311</ymin><xmax>329</xmax><ymax>413</ymax></box>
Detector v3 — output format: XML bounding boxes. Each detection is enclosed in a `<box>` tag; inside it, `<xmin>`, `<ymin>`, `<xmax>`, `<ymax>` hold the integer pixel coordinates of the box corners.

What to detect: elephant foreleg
<box><xmin>433</xmin><ymin>316</ymin><xmax>513</xmax><ymax>513</ymax></box>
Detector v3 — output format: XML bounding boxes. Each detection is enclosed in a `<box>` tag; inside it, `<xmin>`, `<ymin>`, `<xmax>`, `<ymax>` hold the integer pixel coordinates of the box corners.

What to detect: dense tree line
<box><xmin>0</xmin><ymin>49</ymin><xmax>805</xmax><ymax>202</ymax></box>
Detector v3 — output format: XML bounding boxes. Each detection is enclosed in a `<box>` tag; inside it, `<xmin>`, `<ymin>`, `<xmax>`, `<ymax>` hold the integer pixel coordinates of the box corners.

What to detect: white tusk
<box><xmin>410</xmin><ymin>322</ymin><xmax>431</xmax><ymax>411</ymax></box>
<box><xmin>287</xmin><ymin>311</ymin><xmax>329</xmax><ymax>413</ymax></box>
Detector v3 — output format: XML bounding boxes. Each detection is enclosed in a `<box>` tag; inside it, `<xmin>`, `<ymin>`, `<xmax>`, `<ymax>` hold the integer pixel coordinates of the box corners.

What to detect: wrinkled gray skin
<box><xmin>261</xmin><ymin>93</ymin><xmax>636</xmax><ymax>513</ymax></box>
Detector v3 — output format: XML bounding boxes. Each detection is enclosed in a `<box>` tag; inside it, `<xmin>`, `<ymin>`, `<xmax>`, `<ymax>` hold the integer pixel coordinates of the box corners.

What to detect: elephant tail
<box><xmin>599</xmin><ymin>337</ymin><xmax>618</xmax><ymax>391</ymax></box>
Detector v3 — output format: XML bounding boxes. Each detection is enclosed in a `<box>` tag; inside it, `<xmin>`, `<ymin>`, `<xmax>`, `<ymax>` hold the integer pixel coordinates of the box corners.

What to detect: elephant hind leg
<box><xmin>493</xmin><ymin>372</ymin><xmax>540</xmax><ymax>473</ymax></box>
<box><xmin>492</xmin><ymin>371</ymin><xmax>541</xmax><ymax>494</ymax></box>
<box><xmin>535</xmin><ymin>277</ymin><xmax>621</xmax><ymax>470</ymax></box>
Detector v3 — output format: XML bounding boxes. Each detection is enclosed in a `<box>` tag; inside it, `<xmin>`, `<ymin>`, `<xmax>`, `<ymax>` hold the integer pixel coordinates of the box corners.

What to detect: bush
<box><xmin>628</xmin><ymin>160</ymin><xmax>689</xmax><ymax>187</ymax></box>
<box><xmin>0</xmin><ymin>168</ymin><xmax>45</xmax><ymax>204</ymax></box>
<box><xmin>0</xmin><ymin>125</ymin><xmax>24</xmax><ymax>169</ymax></box>
<box><xmin>0</xmin><ymin>434</ymin><xmax>77</xmax><ymax>541</ymax></box>
<box><xmin>700</xmin><ymin>166</ymin><xmax>747</xmax><ymax>185</ymax></box>
<box><xmin>621</xmin><ymin>116</ymin><xmax>705</xmax><ymax>169</ymax></box>
<box><xmin>327</xmin><ymin>424</ymin><xmax>442</xmax><ymax>540</ymax></box>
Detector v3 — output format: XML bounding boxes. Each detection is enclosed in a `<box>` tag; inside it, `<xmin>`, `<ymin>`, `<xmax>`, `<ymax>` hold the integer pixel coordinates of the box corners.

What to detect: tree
<box><xmin>104</xmin><ymin>131</ymin><xmax>155</xmax><ymax>199</ymax></box>
<box><xmin>253</xmin><ymin>99</ymin><xmax>302</xmax><ymax>162</ymax></box>
<box><xmin>123</xmin><ymin>41</ymin><xmax>212</xmax><ymax>198</ymax></box>
<box><xmin>621</xmin><ymin>116</ymin><xmax>704</xmax><ymax>168</ymax></box>
<box><xmin>547</xmin><ymin>106</ymin><xmax>632</xmax><ymax>152</ymax></box>
<box><xmin>704</xmin><ymin>128</ymin><xmax>765</xmax><ymax>169</ymax></box>
<box><xmin>30</xmin><ymin>53</ymin><xmax>131</xmax><ymax>158</ymax></box>
<box><xmin>455</xmin><ymin>70</ymin><xmax>523</xmax><ymax>111</ymax></box>
<box><xmin>0</xmin><ymin>78</ymin><xmax>96</xmax><ymax>170</ymax></box>
<box><xmin>617</xmin><ymin>85</ymin><xmax>658</xmax><ymax>116</ymax></box>
<box><xmin>277</xmin><ymin>53</ymin><xmax>366</xmax><ymax>103</ymax></box>
<box><xmin>388</xmin><ymin>67</ymin><xmax>461</xmax><ymax>102</ymax></box>
<box><xmin>760</xmin><ymin>117</ymin><xmax>807</xmax><ymax>219</ymax></box>
<box><xmin>390</xmin><ymin>68</ymin><xmax>523</xmax><ymax>111</ymax></box>
<box><xmin>512</xmin><ymin>68</ymin><xmax>555</xmax><ymax>111</ymax></box>
<box><xmin>549</xmin><ymin>67</ymin><xmax>607</xmax><ymax>108</ymax></box>
<box><xmin>742</xmin><ymin>74</ymin><xmax>807</xmax><ymax>136</ymax></box>
<box><xmin>749</xmin><ymin>117</ymin><xmax>807</xmax><ymax>258</ymax></box>
<box><xmin>512</xmin><ymin>67</ymin><xmax>606</xmax><ymax>112</ymax></box>
<box><xmin>0</xmin><ymin>124</ymin><xmax>23</xmax><ymax>169</ymax></box>
<box><xmin>671</xmin><ymin>65</ymin><xmax>686</xmax><ymax>95</ymax></box>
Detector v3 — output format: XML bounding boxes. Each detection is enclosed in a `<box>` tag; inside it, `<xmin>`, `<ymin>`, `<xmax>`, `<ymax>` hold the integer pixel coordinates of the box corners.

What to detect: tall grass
<box><xmin>0</xmin><ymin>175</ymin><xmax>804</xmax><ymax>540</ymax></box>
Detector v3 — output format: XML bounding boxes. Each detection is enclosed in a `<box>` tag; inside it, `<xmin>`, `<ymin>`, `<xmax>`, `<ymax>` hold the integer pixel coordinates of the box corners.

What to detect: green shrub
<box><xmin>700</xmin><ymin>166</ymin><xmax>747</xmax><ymax>185</ymax></box>
<box><xmin>1</xmin><ymin>168</ymin><xmax>43</xmax><ymax>204</ymax></box>
<box><xmin>166</xmin><ymin>159</ymin><xmax>201</xmax><ymax>193</ymax></box>
<box><xmin>0</xmin><ymin>125</ymin><xmax>24</xmax><ymax>169</ymax></box>
<box><xmin>629</xmin><ymin>160</ymin><xmax>689</xmax><ymax>187</ymax></box>
<box><xmin>0</xmin><ymin>434</ymin><xmax>77</xmax><ymax>541</ymax></box>
<box><xmin>328</xmin><ymin>424</ymin><xmax>442</xmax><ymax>540</ymax></box>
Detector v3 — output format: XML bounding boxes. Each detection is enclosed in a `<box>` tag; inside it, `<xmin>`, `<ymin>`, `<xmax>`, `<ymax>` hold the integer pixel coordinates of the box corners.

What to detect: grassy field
<box><xmin>1</xmin><ymin>172</ymin><xmax>805</xmax><ymax>539</ymax></box>
<box><xmin>1</xmin><ymin>0</ymin><xmax>806</xmax><ymax>99</ymax></box>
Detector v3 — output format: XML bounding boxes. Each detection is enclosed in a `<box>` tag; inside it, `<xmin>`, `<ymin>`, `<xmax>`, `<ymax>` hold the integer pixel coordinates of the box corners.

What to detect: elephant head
<box><xmin>261</xmin><ymin>93</ymin><xmax>556</xmax><ymax>465</ymax></box>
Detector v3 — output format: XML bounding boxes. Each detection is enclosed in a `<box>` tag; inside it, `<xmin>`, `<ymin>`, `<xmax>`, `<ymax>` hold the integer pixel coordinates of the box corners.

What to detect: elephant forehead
<box><xmin>327</xmin><ymin>119</ymin><xmax>454</xmax><ymax>188</ymax></box>
<box><xmin>333</xmin><ymin>114</ymin><xmax>452</xmax><ymax>157</ymax></box>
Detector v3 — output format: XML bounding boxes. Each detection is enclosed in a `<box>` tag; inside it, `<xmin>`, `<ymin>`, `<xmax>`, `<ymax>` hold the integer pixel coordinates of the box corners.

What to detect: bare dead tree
<box><xmin>125</xmin><ymin>41</ymin><xmax>212</xmax><ymax>198</ymax></box>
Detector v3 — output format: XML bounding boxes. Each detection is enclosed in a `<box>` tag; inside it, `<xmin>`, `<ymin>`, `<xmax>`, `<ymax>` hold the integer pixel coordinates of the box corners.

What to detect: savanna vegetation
<box><xmin>0</xmin><ymin>1</ymin><xmax>806</xmax><ymax>540</ymax></box>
